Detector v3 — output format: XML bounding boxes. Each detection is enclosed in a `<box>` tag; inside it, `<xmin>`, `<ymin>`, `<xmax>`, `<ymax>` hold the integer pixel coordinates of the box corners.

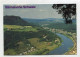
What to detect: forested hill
<box><xmin>4</xmin><ymin>16</ymin><xmax>32</xmax><ymax>26</ymax></box>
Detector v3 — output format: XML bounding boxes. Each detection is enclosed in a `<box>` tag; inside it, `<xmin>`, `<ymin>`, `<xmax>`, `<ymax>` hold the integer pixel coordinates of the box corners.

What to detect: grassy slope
<box><xmin>28</xmin><ymin>38</ymin><xmax>59</xmax><ymax>55</ymax></box>
<box><xmin>28</xmin><ymin>38</ymin><xmax>58</xmax><ymax>50</ymax></box>
<box><xmin>4</xmin><ymin>25</ymin><xmax>38</xmax><ymax>32</ymax></box>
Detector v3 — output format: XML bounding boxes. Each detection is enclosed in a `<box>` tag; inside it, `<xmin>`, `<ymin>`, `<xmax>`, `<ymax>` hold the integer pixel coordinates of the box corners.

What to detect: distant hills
<box><xmin>23</xmin><ymin>18</ymin><xmax>65</xmax><ymax>23</ymax></box>
<box><xmin>4</xmin><ymin>16</ymin><xmax>76</xmax><ymax>26</ymax></box>
<box><xmin>4</xmin><ymin>16</ymin><xmax>31</xmax><ymax>26</ymax></box>
<box><xmin>22</xmin><ymin>18</ymin><xmax>76</xmax><ymax>33</ymax></box>
<box><xmin>23</xmin><ymin>18</ymin><xmax>76</xmax><ymax>24</ymax></box>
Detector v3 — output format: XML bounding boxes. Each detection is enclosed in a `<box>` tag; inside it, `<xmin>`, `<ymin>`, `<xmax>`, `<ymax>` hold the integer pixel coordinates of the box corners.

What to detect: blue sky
<box><xmin>4</xmin><ymin>4</ymin><xmax>63</xmax><ymax>19</ymax></box>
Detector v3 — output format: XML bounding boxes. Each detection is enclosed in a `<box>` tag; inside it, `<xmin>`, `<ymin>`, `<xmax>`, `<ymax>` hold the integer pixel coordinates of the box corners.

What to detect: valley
<box><xmin>4</xmin><ymin>16</ymin><xmax>76</xmax><ymax>55</ymax></box>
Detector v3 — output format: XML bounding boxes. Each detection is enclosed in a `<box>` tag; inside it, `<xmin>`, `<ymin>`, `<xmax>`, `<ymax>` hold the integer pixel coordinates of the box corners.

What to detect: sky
<box><xmin>4</xmin><ymin>4</ymin><xmax>64</xmax><ymax>19</ymax></box>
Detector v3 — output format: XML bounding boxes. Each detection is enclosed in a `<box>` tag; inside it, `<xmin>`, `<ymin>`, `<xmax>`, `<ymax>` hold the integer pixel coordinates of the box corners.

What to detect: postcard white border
<box><xmin>0</xmin><ymin>0</ymin><xmax>80</xmax><ymax>57</ymax></box>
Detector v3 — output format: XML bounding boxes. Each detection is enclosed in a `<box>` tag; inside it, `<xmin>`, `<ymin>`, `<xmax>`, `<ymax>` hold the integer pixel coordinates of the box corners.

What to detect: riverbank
<box><xmin>63</xmin><ymin>33</ymin><xmax>77</xmax><ymax>55</ymax></box>
<box><xmin>52</xmin><ymin>28</ymin><xmax>77</xmax><ymax>55</ymax></box>
<box><xmin>24</xmin><ymin>27</ymin><xmax>76</xmax><ymax>55</ymax></box>
<box><xmin>43</xmin><ymin>27</ymin><xmax>75</xmax><ymax>55</ymax></box>
<box><xmin>46</xmin><ymin>33</ymin><xmax>74</xmax><ymax>55</ymax></box>
<box><xmin>27</xmin><ymin>37</ymin><xmax>62</xmax><ymax>55</ymax></box>
<box><xmin>43</xmin><ymin>43</ymin><xmax>62</xmax><ymax>55</ymax></box>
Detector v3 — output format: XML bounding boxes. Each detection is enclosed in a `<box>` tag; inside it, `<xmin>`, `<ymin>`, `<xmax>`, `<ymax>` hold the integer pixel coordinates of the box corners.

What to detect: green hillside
<box><xmin>4</xmin><ymin>25</ymin><xmax>61</xmax><ymax>55</ymax></box>
<box><xmin>4</xmin><ymin>16</ymin><xmax>32</xmax><ymax>26</ymax></box>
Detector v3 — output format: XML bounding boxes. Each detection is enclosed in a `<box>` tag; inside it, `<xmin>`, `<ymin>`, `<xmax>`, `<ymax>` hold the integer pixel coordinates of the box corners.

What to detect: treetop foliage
<box><xmin>52</xmin><ymin>4</ymin><xmax>76</xmax><ymax>24</ymax></box>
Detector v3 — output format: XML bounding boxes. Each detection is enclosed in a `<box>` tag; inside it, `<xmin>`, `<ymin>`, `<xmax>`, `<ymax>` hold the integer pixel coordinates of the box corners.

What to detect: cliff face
<box><xmin>4</xmin><ymin>16</ymin><xmax>31</xmax><ymax>26</ymax></box>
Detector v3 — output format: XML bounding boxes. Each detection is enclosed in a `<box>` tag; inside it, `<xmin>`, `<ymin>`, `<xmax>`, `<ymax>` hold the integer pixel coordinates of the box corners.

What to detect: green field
<box><xmin>28</xmin><ymin>38</ymin><xmax>59</xmax><ymax>50</ymax></box>
<box><xmin>4</xmin><ymin>25</ymin><xmax>38</xmax><ymax>32</ymax></box>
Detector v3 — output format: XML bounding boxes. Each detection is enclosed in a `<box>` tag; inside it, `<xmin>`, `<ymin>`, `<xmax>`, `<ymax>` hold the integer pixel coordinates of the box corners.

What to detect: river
<box><xmin>47</xmin><ymin>33</ymin><xmax>74</xmax><ymax>55</ymax></box>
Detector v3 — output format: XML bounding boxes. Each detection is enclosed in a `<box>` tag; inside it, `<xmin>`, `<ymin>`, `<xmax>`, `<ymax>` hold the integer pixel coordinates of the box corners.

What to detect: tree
<box><xmin>52</xmin><ymin>4</ymin><xmax>76</xmax><ymax>24</ymax></box>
